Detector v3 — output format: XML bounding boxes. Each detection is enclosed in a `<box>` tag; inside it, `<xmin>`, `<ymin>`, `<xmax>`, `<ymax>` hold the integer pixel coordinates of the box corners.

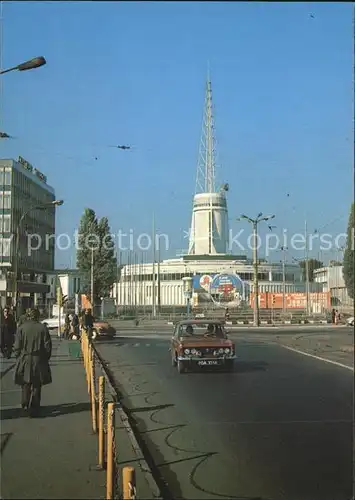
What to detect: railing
<box><xmin>80</xmin><ymin>330</ymin><xmax>137</xmax><ymax>500</ymax></box>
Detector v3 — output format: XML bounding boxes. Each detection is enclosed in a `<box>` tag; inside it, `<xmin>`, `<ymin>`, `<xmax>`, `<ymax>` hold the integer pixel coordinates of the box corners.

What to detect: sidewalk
<box><xmin>1</xmin><ymin>338</ymin><xmax>105</xmax><ymax>499</ymax></box>
<box><xmin>0</xmin><ymin>338</ymin><xmax>157</xmax><ymax>499</ymax></box>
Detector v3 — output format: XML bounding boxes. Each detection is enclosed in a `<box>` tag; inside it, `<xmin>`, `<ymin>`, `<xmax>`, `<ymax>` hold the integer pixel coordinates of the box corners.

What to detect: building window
<box><xmin>0</xmin><ymin>238</ymin><xmax>12</xmax><ymax>257</ymax></box>
<box><xmin>0</xmin><ymin>215</ymin><xmax>11</xmax><ymax>233</ymax></box>
<box><xmin>0</xmin><ymin>191</ymin><xmax>11</xmax><ymax>209</ymax></box>
<box><xmin>0</xmin><ymin>170</ymin><xmax>11</xmax><ymax>186</ymax></box>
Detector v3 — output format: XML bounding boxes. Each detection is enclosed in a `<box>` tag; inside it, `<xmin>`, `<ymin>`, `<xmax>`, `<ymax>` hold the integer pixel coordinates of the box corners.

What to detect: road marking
<box><xmin>280</xmin><ymin>345</ymin><xmax>354</xmax><ymax>371</ymax></box>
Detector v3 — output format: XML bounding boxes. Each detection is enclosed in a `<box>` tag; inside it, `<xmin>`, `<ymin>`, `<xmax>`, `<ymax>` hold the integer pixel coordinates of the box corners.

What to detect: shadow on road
<box><xmin>0</xmin><ymin>432</ymin><xmax>13</xmax><ymax>454</ymax></box>
<box><xmin>129</xmin><ymin>403</ymin><xmax>174</xmax><ymax>414</ymax></box>
<box><xmin>0</xmin><ymin>402</ymin><xmax>91</xmax><ymax>420</ymax></box>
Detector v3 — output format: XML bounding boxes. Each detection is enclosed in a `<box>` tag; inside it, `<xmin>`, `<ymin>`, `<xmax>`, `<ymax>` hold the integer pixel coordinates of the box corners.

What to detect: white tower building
<box><xmin>188</xmin><ymin>77</ymin><xmax>229</xmax><ymax>256</ymax></box>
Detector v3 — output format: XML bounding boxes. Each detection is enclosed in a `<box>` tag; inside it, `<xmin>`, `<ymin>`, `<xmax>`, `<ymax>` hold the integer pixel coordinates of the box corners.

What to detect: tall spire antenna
<box><xmin>195</xmin><ymin>70</ymin><xmax>216</xmax><ymax>194</ymax></box>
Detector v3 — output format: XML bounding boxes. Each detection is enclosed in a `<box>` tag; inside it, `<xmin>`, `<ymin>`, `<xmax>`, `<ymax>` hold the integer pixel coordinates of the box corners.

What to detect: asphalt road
<box><xmin>95</xmin><ymin>331</ymin><xmax>353</xmax><ymax>500</ymax></box>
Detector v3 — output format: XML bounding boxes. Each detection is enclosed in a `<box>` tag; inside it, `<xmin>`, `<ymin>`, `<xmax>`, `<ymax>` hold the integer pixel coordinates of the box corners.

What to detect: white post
<box><xmin>305</xmin><ymin>220</ymin><xmax>310</xmax><ymax>315</ymax></box>
<box><xmin>58</xmin><ymin>306</ymin><xmax>61</xmax><ymax>339</ymax></box>
<box><xmin>75</xmin><ymin>293</ymin><xmax>79</xmax><ymax>315</ymax></box>
<box><xmin>152</xmin><ymin>214</ymin><xmax>156</xmax><ymax>318</ymax></box>
<box><xmin>90</xmin><ymin>247</ymin><xmax>94</xmax><ymax>310</ymax></box>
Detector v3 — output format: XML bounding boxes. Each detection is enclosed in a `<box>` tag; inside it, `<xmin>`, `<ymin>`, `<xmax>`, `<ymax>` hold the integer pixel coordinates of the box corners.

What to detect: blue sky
<box><xmin>1</xmin><ymin>1</ymin><xmax>353</xmax><ymax>267</ymax></box>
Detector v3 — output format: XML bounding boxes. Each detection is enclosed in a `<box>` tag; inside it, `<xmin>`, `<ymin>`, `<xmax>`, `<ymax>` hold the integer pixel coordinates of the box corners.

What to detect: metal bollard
<box><xmin>87</xmin><ymin>342</ymin><xmax>92</xmax><ymax>395</ymax></box>
<box><xmin>106</xmin><ymin>402</ymin><xmax>115</xmax><ymax>500</ymax></box>
<box><xmin>98</xmin><ymin>376</ymin><xmax>105</xmax><ymax>468</ymax></box>
<box><xmin>123</xmin><ymin>467</ymin><xmax>136</xmax><ymax>500</ymax></box>
<box><xmin>90</xmin><ymin>347</ymin><xmax>97</xmax><ymax>433</ymax></box>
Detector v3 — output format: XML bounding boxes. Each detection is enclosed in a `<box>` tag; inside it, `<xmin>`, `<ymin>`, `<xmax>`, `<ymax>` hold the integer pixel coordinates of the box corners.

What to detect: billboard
<box><xmin>250</xmin><ymin>292</ymin><xmax>331</xmax><ymax>310</ymax></box>
<box><xmin>192</xmin><ymin>273</ymin><xmax>248</xmax><ymax>307</ymax></box>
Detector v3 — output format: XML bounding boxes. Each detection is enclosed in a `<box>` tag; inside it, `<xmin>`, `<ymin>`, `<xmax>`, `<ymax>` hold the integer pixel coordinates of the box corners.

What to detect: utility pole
<box><xmin>152</xmin><ymin>214</ymin><xmax>156</xmax><ymax>318</ymax></box>
<box><xmin>90</xmin><ymin>247</ymin><xmax>94</xmax><ymax>310</ymax></box>
<box><xmin>238</xmin><ymin>213</ymin><xmax>275</xmax><ymax>327</ymax></box>
<box><xmin>305</xmin><ymin>220</ymin><xmax>310</xmax><ymax>315</ymax></box>
<box><xmin>116</xmin><ymin>250</ymin><xmax>120</xmax><ymax>316</ymax></box>
<box><xmin>280</xmin><ymin>246</ymin><xmax>288</xmax><ymax>314</ymax></box>
<box><xmin>157</xmin><ymin>245</ymin><xmax>161</xmax><ymax>314</ymax></box>
<box><xmin>252</xmin><ymin>221</ymin><xmax>259</xmax><ymax>327</ymax></box>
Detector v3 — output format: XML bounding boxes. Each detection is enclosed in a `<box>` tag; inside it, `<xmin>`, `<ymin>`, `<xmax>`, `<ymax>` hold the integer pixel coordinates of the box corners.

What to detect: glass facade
<box><xmin>0</xmin><ymin>159</ymin><xmax>56</xmax><ymax>273</ymax></box>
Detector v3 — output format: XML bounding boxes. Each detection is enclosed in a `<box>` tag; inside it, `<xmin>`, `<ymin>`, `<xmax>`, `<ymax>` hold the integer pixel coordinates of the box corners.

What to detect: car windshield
<box><xmin>178</xmin><ymin>323</ymin><xmax>226</xmax><ymax>338</ymax></box>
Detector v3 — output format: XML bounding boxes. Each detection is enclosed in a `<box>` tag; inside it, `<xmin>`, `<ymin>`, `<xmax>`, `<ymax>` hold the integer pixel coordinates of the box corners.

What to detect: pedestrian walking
<box><xmin>331</xmin><ymin>308</ymin><xmax>336</xmax><ymax>324</ymax></box>
<box><xmin>82</xmin><ymin>308</ymin><xmax>94</xmax><ymax>339</ymax></box>
<box><xmin>64</xmin><ymin>313</ymin><xmax>71</xmax><ymax>339</ymax></box>
<box><xmin>225</xmin><ymin>307</ymin><xmax>230</xmax><ymax>322</ymax></box>
<box><xmin>0</xmin><ymin>307</ymin><xmax>17</xmax><ymax>358</ymax></box>
<box><xmin>70</xmin><ymin>313</ymin><xmax>80</xmax><ymax>339</ymax></box>
<box><xmin>13</xmin><ymin>308</ymin><xmax>52</xmax><ymax>418</ymax></box>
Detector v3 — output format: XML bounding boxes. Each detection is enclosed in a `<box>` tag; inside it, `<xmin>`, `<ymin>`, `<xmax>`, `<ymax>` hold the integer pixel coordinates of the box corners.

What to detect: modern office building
<box><xmin>0</xmin><ymin>156</ymin><xmax>57</xmax><ymax>309</ymax></box>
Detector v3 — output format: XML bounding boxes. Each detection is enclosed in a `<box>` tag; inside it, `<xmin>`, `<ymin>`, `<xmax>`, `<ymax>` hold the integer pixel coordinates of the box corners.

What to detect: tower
<box><xmin>188</xmin><ymin>76</ymin><xmax>229</xmax><ymax>255</ymax></box>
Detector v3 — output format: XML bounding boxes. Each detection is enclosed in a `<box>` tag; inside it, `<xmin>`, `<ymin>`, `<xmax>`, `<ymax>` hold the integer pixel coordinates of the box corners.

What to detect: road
<box><xmin>95</xmin><ymin>328</ymin><xmax>353</xmax><ymax>500</ymax></box>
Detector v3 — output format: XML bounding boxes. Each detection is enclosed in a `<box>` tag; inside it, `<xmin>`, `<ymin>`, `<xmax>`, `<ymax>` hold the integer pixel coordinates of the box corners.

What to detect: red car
<box><xmin>170</xmin><ymin>319</ymin><xmax>236</xmax><ymax>374</ymax></box>
<box><xmin>92</xmin><ymin>321</ymin><xmax>116</xmax><ymax>339</ymax></box>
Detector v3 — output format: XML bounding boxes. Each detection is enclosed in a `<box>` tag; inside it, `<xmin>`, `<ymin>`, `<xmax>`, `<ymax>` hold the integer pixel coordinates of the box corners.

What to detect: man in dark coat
<box><xmin>13</xmin><ymin>308</ymin><xmax>52</xmax><ymax>417</ymax></box>
<box><xmin>1</xmin><ymin>307</ymin><xmax>17</xmax><ymax>358</ymax></box>
<box><xmin>82</xmin><ymin>308</ymin><xmax>94</xmax><ymax>339</ymax></box>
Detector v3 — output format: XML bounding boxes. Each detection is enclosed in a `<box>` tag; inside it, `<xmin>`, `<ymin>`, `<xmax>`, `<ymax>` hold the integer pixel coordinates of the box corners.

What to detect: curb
<box><xmin>92</xmin><ymin>344</ymin><xmax>162</xmax><ymax>500</ymax></box>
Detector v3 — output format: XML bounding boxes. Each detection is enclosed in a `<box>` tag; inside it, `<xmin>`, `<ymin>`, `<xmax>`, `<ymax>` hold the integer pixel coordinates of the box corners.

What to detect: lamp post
<box><xmin>182</xmin><ymin>276</ymin><xmax>193</xmax><ymax>318</ymax></box>
<box><xmin>280</xmin><ymin>246</ymin><xmax>288</xmax><ymax>314</ymax></box>
<box><xmin>0</xmin><ymin>56</ymin><xmax>46</xmax><ymax>75</ymax></box>
<box><xmin>237</xmin><ymin>213</ymin><xmax>275</xmax><ymax>326</ymax></box>
<box><xmin>12</xmin><ymin>199</ymin><xmax>63</xmax><ymax>318</ymax></box>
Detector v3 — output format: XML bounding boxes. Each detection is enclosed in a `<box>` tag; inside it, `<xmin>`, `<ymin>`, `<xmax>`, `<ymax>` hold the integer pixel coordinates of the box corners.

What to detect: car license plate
<box><xmin>197</xmin><ymin>360</ymin><xmax>219</xmax><ymax>366</ymax></box>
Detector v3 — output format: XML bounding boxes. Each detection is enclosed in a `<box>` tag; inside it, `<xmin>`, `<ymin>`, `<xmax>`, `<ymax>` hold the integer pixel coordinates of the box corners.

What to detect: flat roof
<box><xmin>0</xmin><ymin>158</ymin><xmax>55</xmax><ymax>195</ymax></box>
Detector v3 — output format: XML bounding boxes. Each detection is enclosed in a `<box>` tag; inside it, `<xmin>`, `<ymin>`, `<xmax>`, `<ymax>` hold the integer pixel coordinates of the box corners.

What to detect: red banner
<box><xmin>250</xmin><ymin>292</ymin><xmax>330</xmax><ymax>309</ymax></box>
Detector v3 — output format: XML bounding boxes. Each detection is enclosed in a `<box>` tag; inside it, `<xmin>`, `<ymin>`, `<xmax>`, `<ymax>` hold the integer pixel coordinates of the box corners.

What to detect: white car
<box><xmin>41</xmin><ymin>317</ymin><xmax>65</xmax><ymax>329</ymax></box>
<box><xmin>346</xmin><ymin>316</ymin><xmax>354</xmax><ymax>326</ymax></box>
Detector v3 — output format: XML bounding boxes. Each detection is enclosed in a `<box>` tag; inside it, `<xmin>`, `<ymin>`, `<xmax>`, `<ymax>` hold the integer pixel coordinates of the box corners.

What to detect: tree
<box><xmin>329</xmin><ymin>260</ymin><xmax>342</xmax><ymax>267</ymax></box>
<box><xmin>343</xmin><ymin>203</ymin><xmax>354</xmax><ymax>299</ymax></box>
<box><xmin>299</xmin><ymin>258</ymin><xmax>323</xmax><ymax>282</ymax></box>
<box><xmin>76</xmin><ymin>208</ymin><xmax>117</xmax><ymax>303</ymax></box>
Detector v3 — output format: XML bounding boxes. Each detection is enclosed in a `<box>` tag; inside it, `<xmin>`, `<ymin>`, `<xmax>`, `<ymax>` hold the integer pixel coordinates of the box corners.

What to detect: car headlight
<box><xmin>191</xmin><ymin>348</ymin><xmax>197</xmax><ymax>355</ymax></box>
<box><xmin>219</xmin><ymin>348</ymin><xmax>224</xmax><ymax>354</ymax></box>
<box><xmin>196</xmin><ymin>350</ymin><xmax>202</xmax><ymax>356</ymax></box>
<box><xmin>224</xmin><ymin>348</ymin><xmax>230</xmax><ymax>354</ymax></box>
<box><xmin>184</xmin><ymin>348</ymin><xmax>190</xmax><ymax>354</ymax></box>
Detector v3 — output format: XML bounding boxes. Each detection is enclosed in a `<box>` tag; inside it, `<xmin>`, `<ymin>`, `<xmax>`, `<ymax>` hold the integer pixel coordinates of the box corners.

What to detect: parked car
<box><xmin>41</xmin><ymin>316</ymin><xmax>116</xmax><ymax>339</ymax></box>
<box><xmin>346</xmin><ymin>316</ymin><xmax>354</xmax><ymax>326</ymax></box>
<box><xmin>170</xmin><ymin>319</ymin><xmax>236</xmax><ymax>374</ymax></box>
<box><xmin>41</xmin><ymin>316</ymin><xmax>65</xmax><ymax>329</ymax></box>
<box><xmin>92</xmin><ymin>321</ymin><xmax>116</xmax><ymax>339</ymax></box>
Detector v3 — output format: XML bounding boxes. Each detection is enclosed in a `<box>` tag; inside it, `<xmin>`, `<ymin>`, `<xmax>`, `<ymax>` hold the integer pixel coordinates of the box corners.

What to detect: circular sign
<box><xmin>209</xmin><ymin>273</ymin><xmax>245</xmax><ymax>307</ymax></box>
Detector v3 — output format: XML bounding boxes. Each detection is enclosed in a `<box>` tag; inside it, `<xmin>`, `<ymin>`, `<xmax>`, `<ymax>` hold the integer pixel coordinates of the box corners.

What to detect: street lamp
<box><xmin>237</xmin><ymin>213</ymin><xmax>275</xmax><ymax>326</ymax></box>
<box><xmin>0</xmin><ymin>56</ymin><xmax>46</xmax><ymax>75</ymax></box>
<box><xmin>280</xmin><ymin>246</ymin><xmax>288</xmax><ymax>314</ymax></box>
<box><xmin>182</xmin><ymin>276</ymin><xmax>193</xmax><ymax>318</ymax></box>
<box><xmin>12</xmin><ymin>199</ymin><xmax>64</xmax><ymax>318</ymax></box>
